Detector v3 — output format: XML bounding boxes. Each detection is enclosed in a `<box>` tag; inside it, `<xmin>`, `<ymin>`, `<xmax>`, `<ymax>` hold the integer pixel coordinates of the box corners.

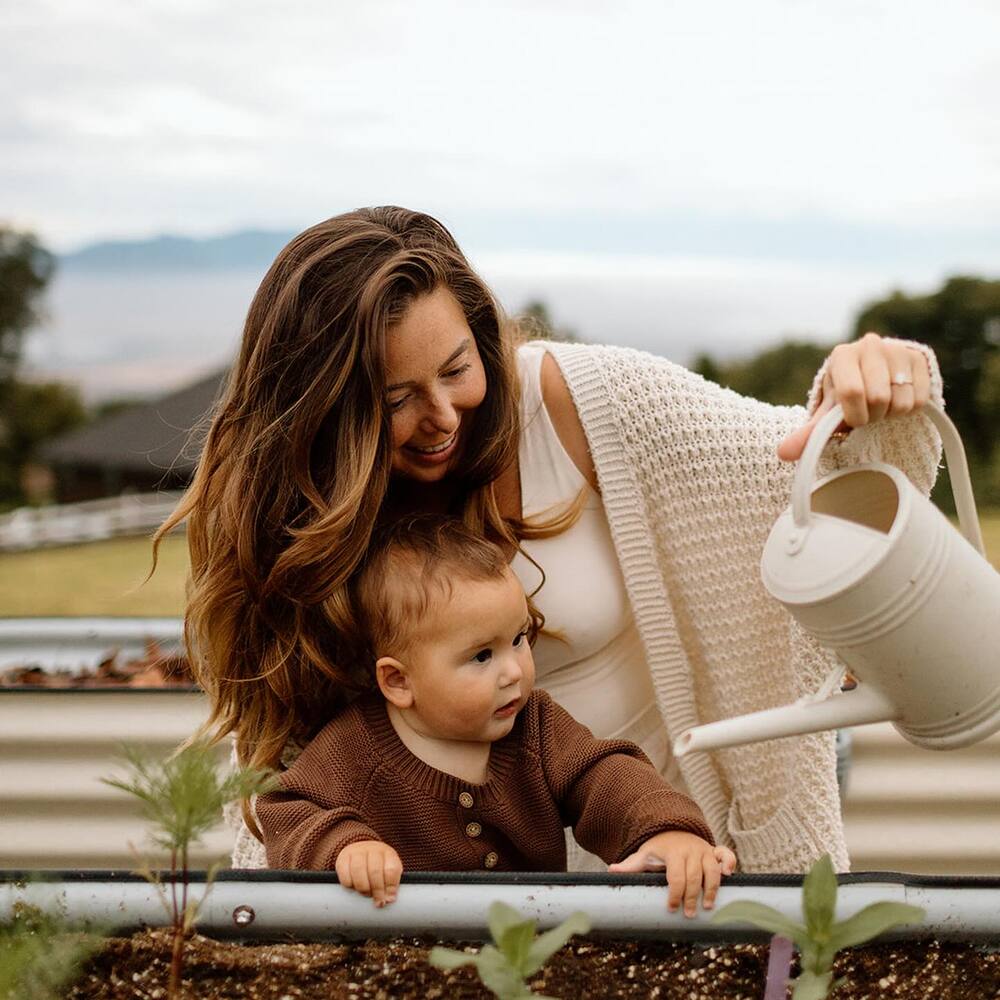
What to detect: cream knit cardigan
<box><xmin>229</xmin><ymin>339</ymin><xmax>943</xmax><ymax>873</ymax></box>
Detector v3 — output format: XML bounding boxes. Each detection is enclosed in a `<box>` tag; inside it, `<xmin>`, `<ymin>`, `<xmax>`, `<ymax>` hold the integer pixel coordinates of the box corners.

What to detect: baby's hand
<box><xmin>608</xmin><ymin>831</ymin><xmax>737</xmax><ymax>918</ymax></box>
<box><xmin>335</xmin><ymin>840</ymin><xmax>403</xmax><ymax>908</ymax></box>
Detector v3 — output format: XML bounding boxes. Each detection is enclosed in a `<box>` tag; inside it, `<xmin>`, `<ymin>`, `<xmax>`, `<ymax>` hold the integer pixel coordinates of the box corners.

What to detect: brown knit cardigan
<box><xmin>257</xmin><ymin>689</ymin><xmax>714</xmax><ymax>872</ymax></box>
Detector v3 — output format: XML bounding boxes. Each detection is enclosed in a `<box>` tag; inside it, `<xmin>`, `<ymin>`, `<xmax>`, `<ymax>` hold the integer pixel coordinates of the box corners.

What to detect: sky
<box><xmin>4</xmin><ymin>0</ymin><xmax>1000</xmax><ymax>397</ymax></box>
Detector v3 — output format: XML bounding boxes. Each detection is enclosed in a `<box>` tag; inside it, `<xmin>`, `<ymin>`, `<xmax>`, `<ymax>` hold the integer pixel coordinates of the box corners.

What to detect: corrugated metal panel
<box><xmin>0</xmin><ymin>690</ymin><xmax>230</xmax><ymax>870</ymax></box>
<box><xmin>3</xmin><ymin>691</ymin><xmax>998</xmax><ymax>874</ymax></box>
<box><xmin>843</xmin><ymin>723</ymin><xmax>1000</xmax><ymax>875</ymax></box>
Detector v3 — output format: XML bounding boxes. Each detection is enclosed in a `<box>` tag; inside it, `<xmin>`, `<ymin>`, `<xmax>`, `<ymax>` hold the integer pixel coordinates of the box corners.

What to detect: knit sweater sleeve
<box><xmin>256</xmin><ymin>710</ymin><xmax>381</xmax><ymax>871</ymax></box>
<box><xmin>533</xmin><ymin>692</ymin><xmax>714</xmax><ymax>864</ymax></box>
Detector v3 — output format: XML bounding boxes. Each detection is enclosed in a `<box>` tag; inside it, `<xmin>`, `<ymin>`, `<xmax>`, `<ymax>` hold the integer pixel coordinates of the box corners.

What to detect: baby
<box><xmin>256</xmin><ymin>515</ymin><xmax>736</xmax><ymax>915</ymax></box>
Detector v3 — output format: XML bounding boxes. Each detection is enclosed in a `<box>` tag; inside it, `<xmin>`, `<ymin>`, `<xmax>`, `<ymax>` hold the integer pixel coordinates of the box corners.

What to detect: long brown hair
<box><xmin>155</xmin><ymin>207</ymin><xmax>572</xmax><ymax>823</ymax></box>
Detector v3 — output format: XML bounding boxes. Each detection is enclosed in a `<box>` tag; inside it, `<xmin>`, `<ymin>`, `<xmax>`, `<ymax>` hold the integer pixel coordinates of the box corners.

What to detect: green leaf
<box><xmin>488</xmin><ymin>901</ymin><xmax>531</xmax><ymax>946</ymax></box>
<box><xmin>802</xmin><ymin>854</ymin><xmax>837</xmax><ymax>939</ymax></box>
<box><xmin>499</xmin><ymin>921</ymin><xmax>536</xmax><ymax>974</ymax></box>
<box><xmin>711</xmin><ymin>901</ymin><xmax>807</xmax><ymax>948</ymax></box>
<box><xmin>475</xmin><ymin>944</ymin><xmax>528</xmax><ymax>999</ymax></box>
<box><xmin>0</xmin><ymin>906</ymin><xmax>104</xmax><ymax>1000</ymax></box>
<box><xmin>791</xmin><ymin>969</ymin><xmax>835</xmax><ymax>1000</ymax></box>
<box><xmin>523</xmin><ymin>911</ymin><xmax>591</xmax><ymax>975</ymax></box>
<box><xmin>828</xmin><ymin>902</ymin><xmax>925</xmax><ymax>952</ymax></box>
<box><xmin>428</xmin><ymin>946</ymin><xmax>477</xmax><ymax>971</ymax></box>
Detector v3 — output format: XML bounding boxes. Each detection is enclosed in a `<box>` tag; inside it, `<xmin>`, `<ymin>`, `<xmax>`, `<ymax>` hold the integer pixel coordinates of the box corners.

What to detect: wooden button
<box><xmin>484</xmin><ymin>851</ymin><xmax>499</xmax><ymax>869</ymax></box>
<box><xmin>465</xmin><ymin>822</ymin><xmax>482</xmax><ymax>838</ymax></box>
<box><xmin>458</xmin><ymin>792</ymin><xmax>474</xmax><ymax>808</ymax></box>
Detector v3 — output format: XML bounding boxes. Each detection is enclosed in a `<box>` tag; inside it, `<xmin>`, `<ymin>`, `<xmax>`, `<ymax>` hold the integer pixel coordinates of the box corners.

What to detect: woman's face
<box><xmin>383</xmin><ymin>285</ymin><xmax>488</xmax><ymax>483</ymax></box>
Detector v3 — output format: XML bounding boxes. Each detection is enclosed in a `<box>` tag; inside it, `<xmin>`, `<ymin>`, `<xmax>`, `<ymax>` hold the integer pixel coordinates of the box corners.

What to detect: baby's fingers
<box><xmin>701</xmin><ymin>853</ymin><xmax>722</xmax><ymax>911</ymax></box>
<box><xmin>683</xmin><ymin>855</ymin><xmax>702</xmax><ymax>918</ymax></box>
<box><xmin>350</xmin><ymin>851</ymin><xmax>373</xmax><ymax>897</ymax></box>
<box><xmin>665</xmin><ymin>853</ymin><xmax>686</xmax><ymax>913</ymax></box>
<box><xmin>368</xmin><ymin>851</ymin><xmax>388</xmax><ymax>907</ymax></box>
<box><xmin>715</xmin><ymin>846</ymin><xmax>737</xmax><ymax>876</ymax></box>
<box><xmin>383</xmin><ymin>853</ymin><xmax>403</xmax><ymax>904</ymax></box>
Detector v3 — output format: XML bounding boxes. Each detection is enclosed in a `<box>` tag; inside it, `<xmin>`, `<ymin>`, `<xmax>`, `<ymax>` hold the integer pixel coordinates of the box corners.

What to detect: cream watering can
<box><xmin>674</xmin><ymin>402</ymin><xmax>1000</xmax><ymax>757</ymax></box>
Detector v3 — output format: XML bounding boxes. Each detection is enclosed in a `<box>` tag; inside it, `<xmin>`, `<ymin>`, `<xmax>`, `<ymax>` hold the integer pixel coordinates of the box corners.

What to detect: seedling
<box><xmin>102</xmin><ymin>739</ymin><xmax>276</xmax><ymax>1000</ymax></box>
<box><xmin>429</xmin><ymin>901</ymin><xmax>591</xmax><ymax>999</ymax></box>
<box><xmin>712</xmin><ymin>853</ymin><xmax>925</xmax><ymax>1000</ymax></box>
<box><xmin>0</xmin><ymin>902</ymin><xmax>101</xmax><ymax>1000</ymax></box>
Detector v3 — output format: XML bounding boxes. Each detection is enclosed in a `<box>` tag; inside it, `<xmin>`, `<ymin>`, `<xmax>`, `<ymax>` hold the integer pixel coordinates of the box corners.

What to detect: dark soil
<box><xmin>64</xmin><ymin>930</ymin><xmax>1000</xmax><ymax>999</ymax></box>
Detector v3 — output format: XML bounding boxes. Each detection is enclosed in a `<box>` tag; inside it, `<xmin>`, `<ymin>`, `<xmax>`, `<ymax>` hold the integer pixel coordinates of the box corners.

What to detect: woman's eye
<box><xmin>472</xmin><ymin>648</ymin><xmax>492</xmax><ymax>663</ymax></box>
<box><xmin>443</xmin><ymin>363</ymin><xmax>471</xmax><ymax>379</ymax></box>
<box><xmin>388</xmin><ymin>396</ymin><xmax>408</xmax><ymax>412</ymax></box>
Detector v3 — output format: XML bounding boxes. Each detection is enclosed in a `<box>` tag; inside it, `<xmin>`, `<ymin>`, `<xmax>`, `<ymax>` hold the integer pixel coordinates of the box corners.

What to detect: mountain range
<box><xmin>59</xmin><ymin>230</ymin><xmax>296</xmax><ymax>271</ymax></box>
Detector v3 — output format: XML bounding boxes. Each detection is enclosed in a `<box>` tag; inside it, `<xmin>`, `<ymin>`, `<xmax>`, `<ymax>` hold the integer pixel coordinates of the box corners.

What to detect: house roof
<box><xmin>42</xmin><ymin>370</ymin><xmax>228</xmax><ymax>474</ymax></box>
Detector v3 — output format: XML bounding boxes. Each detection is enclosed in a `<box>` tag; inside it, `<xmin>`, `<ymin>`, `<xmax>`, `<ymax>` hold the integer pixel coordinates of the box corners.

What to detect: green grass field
<box><xmin>0</xmin><ymin>534</ymin><xmax>189</xmax><ymax>616</ymax></box>
<box><xmin>2</xmin><ymin>513</ymin><xmax>999</xmax><ymax>617</ymax></box>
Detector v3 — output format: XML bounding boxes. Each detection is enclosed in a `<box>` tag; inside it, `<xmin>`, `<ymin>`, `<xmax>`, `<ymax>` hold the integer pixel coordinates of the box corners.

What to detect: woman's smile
<box><xmin>404</xmin><ymin>430</ymin><xmax>459</xmax><ymax>464</ymax></box>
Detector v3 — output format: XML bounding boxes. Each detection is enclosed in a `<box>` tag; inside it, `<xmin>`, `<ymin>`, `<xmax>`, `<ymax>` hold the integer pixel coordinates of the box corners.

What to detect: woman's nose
<box><xmin>420</xmin><ymin>389</ymin><xmax>458</xmax><ymax>434</ymax></box>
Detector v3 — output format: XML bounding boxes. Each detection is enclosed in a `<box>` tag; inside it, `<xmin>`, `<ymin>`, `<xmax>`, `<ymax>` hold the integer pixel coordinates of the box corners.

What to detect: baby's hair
<box><xmin>352</xmin><ymin>515</ymin><xmax>543</xmax><ymax>662</ymax></box>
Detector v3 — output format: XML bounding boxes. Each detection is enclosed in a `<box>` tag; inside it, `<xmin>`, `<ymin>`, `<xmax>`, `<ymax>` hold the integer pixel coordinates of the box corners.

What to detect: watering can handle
<box><xmin>791</xmin><ymin>401</ymin><xmax>987</xmax><ymax>555</ymax></box>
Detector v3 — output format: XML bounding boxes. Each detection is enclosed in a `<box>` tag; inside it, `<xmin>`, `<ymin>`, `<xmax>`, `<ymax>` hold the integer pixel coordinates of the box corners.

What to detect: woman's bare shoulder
<box><xmin>539</xmin><ymin>350</ymin><xmax>597</xmax><ymax>490</ymax></box>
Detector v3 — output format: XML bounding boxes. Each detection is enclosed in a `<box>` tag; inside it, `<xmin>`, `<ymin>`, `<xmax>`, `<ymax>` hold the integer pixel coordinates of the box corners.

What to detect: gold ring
<box><xmin>891</xmin><ymin>372</ymin><xmax>914</xmax><ymax>387</ymax></box>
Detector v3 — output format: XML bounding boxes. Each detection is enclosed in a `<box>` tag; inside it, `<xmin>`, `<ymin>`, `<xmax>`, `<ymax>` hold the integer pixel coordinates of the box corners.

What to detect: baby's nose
<box><xmin>500</xmin><ymin>658</ymin><xmax>523</xmax><ymax>685</ymax></box>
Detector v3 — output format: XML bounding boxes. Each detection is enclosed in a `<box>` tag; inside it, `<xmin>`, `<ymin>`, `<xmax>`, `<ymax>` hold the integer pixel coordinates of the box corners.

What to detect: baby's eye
<box><xmin>513</xmin><ymin>630</ymin><xmax>528</xmax><ymax>647</ymax></box>
<box><xmin>472</xmin><ymin>648</ymin><xmax>493</xmax><ymax>663</ymax></box>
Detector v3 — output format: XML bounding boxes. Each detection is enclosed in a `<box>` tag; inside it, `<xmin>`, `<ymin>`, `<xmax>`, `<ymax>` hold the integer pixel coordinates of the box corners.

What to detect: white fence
<box><xmin>0</xmin><ymin>491</ymin><xmax>184</xmax><ymax>551</ymax></box>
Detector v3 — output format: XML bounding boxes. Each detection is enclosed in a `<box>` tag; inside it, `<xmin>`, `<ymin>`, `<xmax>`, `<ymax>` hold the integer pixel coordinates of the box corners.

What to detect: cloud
<box><xmin>2</xmin><ymin>0</ymin><xmax>999</xmax><ymax>249</ymax></box>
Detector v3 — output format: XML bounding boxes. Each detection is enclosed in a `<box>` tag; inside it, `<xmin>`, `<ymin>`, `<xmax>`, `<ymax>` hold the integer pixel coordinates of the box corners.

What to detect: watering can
<box><xmin>674</xmin><ymin>402</ymin><xmax>1000</xmax><ymax>757</ymax></box>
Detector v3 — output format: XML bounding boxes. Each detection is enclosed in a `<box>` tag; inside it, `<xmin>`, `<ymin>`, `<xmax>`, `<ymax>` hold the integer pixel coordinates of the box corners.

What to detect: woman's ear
<box><xmin>376</xmin><ymin>656</ymin><xmax>413</xmax><ymax>708</ymax></box>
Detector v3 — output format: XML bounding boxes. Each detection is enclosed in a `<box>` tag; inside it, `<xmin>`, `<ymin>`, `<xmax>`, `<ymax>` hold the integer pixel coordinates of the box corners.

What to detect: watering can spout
<box><xmin>673</xmin><ymin>684</ymin><xmax>898</xmax><ymax>757</ymax></box>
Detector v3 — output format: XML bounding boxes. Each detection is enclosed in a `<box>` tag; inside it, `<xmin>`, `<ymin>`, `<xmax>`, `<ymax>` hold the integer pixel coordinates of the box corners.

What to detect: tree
<box><xmin>0</xmin><ymin>230</ymin><xmax>54</xmax><ymax>383</ymax></box>
<box><xmin>0</xmin><ymin>227</ymin><xmax>86</xmax><ymax>508</ymax></box>
<box><xmin>854</xmin><ymin>277</ymin><xmax>1000</xmax><ymax>464</ymax></box>
<box><xmin>695</xmin><ymin>340</ymin><xmax>832</xmax><ymax>407</ymax></box>
<box><xmin>516</xmin><ymin>300</ymin><xmax>579</xmax><ymax>343</ymax></box>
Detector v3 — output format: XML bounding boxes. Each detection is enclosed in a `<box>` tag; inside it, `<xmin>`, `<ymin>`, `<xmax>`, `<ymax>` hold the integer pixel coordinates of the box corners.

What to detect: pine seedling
<box><xmin>712</xmin><ymin>854</ymin><xmax>925</xmax><ymax>1000</ymax></box>
<box><xmin>429</xmin><ymin>901</ymin><xmax>590</xmax><ymax>1000</ymax></box>
<box><xmin>102</xmin><ymin>739</ymin><xmax>276</xmax><ymax>999</ymax></box>
<box><xmin>0</xmin><ymin>902</ymin><xmax>102</xmax><ymax>1000</ymax></box>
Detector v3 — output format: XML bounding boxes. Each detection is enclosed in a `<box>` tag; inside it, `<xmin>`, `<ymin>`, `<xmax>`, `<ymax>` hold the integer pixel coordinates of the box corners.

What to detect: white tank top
<box><xmin>510</xmin><ymin>344</ymin><xmax>683</xmax><ymax>790</ymax></box>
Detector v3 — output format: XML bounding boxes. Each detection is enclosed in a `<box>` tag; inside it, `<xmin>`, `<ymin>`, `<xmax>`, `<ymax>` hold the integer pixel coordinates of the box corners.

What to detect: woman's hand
<box><xmin>777</xmin><ymin>333</ymin><xmax>932</xmax><ymax>462</ymax></box>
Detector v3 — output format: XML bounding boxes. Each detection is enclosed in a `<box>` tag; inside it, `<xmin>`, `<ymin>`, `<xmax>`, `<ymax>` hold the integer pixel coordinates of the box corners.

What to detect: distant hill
<box><xmin>59</xmin><ymin>229</ymin><xmax>296</xmax><ymax>271</ymax></box>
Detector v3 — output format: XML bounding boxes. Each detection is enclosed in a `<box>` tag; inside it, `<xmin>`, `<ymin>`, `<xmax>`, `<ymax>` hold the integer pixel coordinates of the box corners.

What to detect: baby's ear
<box><xmin>376</xmin><ymin>656</ymin><xmax>412</xmax><ymax>708</ymax></box>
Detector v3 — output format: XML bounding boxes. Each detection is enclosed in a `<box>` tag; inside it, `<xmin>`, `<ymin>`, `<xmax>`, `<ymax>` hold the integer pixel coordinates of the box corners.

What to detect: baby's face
<box><xmin>401</xmin><ymin>566</ymin><xmax>536</xmax><ymax>743</ymax></box>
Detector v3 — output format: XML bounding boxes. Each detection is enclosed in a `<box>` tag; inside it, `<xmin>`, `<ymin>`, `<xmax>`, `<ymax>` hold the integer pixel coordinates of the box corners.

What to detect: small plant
<box><xmin>712</xmin><ymin>853</ymin><xmax>925</xmax><ymax>1000</ymax></box>
<box><xmin>429</xmin><ymin>901</ymin><xmax>591</xmax><ymax>999</ymax></box>
<box><xmin>0</xmin><ymin>902</ymin><xmax>102</xmax><ymax>1000</ymax></box>
<box><xmin>102</xmin><ymin>739</ymin><xmax>276</xmax><ymax>1000</ymax></box>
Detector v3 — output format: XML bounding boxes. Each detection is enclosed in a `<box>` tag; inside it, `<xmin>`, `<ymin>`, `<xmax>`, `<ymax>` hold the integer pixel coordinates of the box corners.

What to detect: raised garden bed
<box><xmin>5</xmin><ymin>871</ymin><xmax>999</xmax><ymax>1000</ymax></box>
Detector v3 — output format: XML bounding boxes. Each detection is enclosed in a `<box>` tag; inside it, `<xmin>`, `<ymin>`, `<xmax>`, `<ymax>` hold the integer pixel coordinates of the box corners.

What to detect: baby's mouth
<box><xmin>494</xmin><ymin>696</ymin><xmax>521</xmax><ymax>718</ymax></box>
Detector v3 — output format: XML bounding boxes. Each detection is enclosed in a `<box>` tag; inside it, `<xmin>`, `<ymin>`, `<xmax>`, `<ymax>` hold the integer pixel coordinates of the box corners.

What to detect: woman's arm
<box><xmin>542</xmin><ymin>333</ymin><xmax>936</xmax><ymax>475</ymax></box>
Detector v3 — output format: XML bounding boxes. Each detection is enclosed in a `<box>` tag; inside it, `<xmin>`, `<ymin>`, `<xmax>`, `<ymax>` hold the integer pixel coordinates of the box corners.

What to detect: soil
<box><xmin>64</xmin><ymin>930</ymin><xmax>1000</xmax><ymax>999</ymax></box>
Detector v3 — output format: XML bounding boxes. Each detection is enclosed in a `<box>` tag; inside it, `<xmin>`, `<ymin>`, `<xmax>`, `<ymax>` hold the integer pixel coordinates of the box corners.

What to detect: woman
<box><xmin>158</xmin><ymin>206</ymin><xmax>942</xmax><ymax>873</ymax></box>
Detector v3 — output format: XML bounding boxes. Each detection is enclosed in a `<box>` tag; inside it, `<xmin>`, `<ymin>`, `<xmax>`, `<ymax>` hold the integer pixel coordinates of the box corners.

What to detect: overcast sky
<box><xmin>5</xmin><ymin>1</ymin><xmax>1000</xmax><ymax>399</ymax></box>
<box><xmin>4</xmin><ymin>0</ymin><xmax>999</xmax><ymax>254</ymax></box>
